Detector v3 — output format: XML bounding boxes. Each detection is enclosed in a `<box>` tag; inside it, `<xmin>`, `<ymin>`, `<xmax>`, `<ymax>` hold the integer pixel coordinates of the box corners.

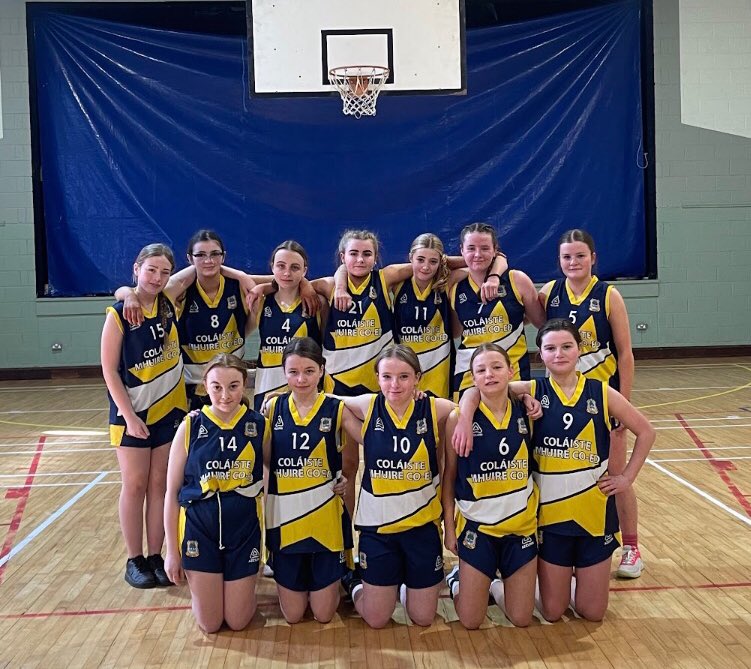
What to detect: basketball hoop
<box><xmin>328</xmin><ymin>65</ymin><xmax>389</xmax><ymax>118</ymax></box>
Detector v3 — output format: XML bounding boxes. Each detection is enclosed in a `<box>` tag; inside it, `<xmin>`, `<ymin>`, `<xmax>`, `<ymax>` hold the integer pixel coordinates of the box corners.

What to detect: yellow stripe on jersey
<box><xmin>144</xmin><ymin>381</ymin><xmax>187</xmax><ymax>425</ymax></box>
<box><xmin>182</xmin><ymin>314</ymin><xmax>244</xmax><ymax>366</ymax></box>
<box><xmin>177</xmin><ymin>506</ymin><xmax>187</xmax><ymax>553</ymax></box>
<box><xmin>106</xmin><ymin>306</ymin><xmax>124</xmax><ymax>334</ymax></box>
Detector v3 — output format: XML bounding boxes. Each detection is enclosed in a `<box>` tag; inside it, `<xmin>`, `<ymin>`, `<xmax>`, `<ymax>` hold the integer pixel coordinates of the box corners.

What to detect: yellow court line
<box><xmin>637</xmin><ymin>364</ymin><xmax>751</xmax><ymax>411</ymax></box>
<box><xmin>0</xmin><ymin>417</ymin><xmax>106</xmax><ymax>432</ymax></box>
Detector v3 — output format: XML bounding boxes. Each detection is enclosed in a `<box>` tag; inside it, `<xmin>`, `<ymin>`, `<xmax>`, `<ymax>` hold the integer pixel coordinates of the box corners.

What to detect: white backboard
<box><xmin>248</xmin><ymin>0</ymin><xmax>466</xmax><ymax>95</ymax></box>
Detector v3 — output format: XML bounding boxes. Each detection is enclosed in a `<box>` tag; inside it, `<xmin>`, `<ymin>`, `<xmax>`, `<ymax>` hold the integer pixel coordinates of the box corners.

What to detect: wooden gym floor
<box><xmin>0</xmin><ymin>359</ymin><xmax>750</xmax><ymax>668</ymax></box>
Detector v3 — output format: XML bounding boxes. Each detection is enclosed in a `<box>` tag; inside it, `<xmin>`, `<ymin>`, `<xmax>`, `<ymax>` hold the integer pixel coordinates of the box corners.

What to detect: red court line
<box><xmin>0</xmin><ymin>436</ymin><xmax>46</xmax><ymax>584</ymax></box>
<box><xmin>675</xmin><ymin>413</ymin><xmax>751</xmax><ymax>518</ymax></box>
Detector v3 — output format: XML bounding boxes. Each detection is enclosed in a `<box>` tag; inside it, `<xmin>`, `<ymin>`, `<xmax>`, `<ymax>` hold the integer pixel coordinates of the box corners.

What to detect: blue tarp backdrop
<box><xmin>32</xmin><ymin>1</ymin><xmax>646</xmax><ymax>296</ymax></box>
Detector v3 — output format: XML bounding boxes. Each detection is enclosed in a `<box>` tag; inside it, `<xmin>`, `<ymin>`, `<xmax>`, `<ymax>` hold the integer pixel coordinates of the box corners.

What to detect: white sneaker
<box><xmin>445</xmin><ymin>565</ymin><xmax>460</xmax><ymax>599</ymax></box>
<box><xmin>616</xmin><ymin>545</ymin><xmax>644</xmax><ymax>578</ymax></box>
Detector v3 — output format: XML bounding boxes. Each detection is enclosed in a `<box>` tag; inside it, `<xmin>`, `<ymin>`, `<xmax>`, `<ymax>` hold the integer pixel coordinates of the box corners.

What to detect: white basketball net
<box><xmin>328</xmin><ymin>66</ymin><xmax>389</xmax><ymax>118</ymax></box>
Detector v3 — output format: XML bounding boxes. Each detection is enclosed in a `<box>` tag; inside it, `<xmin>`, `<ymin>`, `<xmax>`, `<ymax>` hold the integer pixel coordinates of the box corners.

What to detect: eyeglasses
<box><xmin>191</xmin><ymin>251</ymin><xmax>225</xmax><ymax>261</ymax></box>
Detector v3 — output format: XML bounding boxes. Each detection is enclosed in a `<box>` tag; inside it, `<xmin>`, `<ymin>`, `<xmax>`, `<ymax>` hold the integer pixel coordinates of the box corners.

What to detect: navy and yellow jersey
<box><xmin>265</xmin><ymin>392</ymin><xmax>353</xmax><ymax>553</ymax></box>
<box><xmin>177</xmin><ymin>276</ymin><xmax>248</xmax><ymax>388</ymax></box>
<box><xmin>454</xmin><ymin>400</ymin><xmax>538</xmax><ymax>539</ymax></box>
<box><xmin>177</xmin><ymin>404</ymin><xmax>266</xmax><ymax>505</ymax></box>
<box><xmin>356</xmin><ymin>394</ymin><xmax>441</xmax><ymax>534</ymax></box>
<box><xmin>106</xmin><ymin>297</ymin><xmax>187</xmax><ymax>427</ymax></box>
<box><xmin>451</xmin><ymin>270</ymin><xmax>529</xmax><ymax>397</ymax></box>
<box><xmin>322</xmin><ymin>269</ymin><xmax>394</xmax><ymax>396</ymax></box>
<box><xmin>393</xmin><ymin>278</ymin><xmax>452</xmax><ymax>398</ymax></box>
<box><xmin>253</xmin><ymin>293</ymin><xmax>322</xmax><ymax>411</ymax></box>
<box><xmin>530</xmin><ymin>374</ymin><xmax>618</xmax><ymax>537</ymax></box>
<box><xmin>543</xmin><ymin>277</ymin><xmax>619</xmax><ymax>390</ymax></box>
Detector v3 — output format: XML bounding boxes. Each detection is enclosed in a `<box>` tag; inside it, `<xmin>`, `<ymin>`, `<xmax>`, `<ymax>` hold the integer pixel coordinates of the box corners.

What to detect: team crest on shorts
<box><xmin>604</xmin><ymin>534</ymin><xmax>614</xmax><ymax>545</ymax></box>
<box><xmin>369</xmin><ymin>286</ymin><xmax>377</xmax><ymax>299</ymax></box>
<box><xmin>339</xmin><ymin>551</ymin><xmax>346</xmax><ymax>564</ymax></box>
<box><xmin>517</xmin><ymin>417</ymin><xmax>528</xmax><ymax>434</ymax></box>
<box><xmin>319</xmin><ymin>417</ymin><xmax>332</xmax><ymax>432</ymax></box>
<box><xmin>358</xmin><ymin>552</ymin><xmax>367</xmax><ymax>569</ymax></box>
<box><xmin>589</xmin><ymin>298</ymin><xmax>600</xmax><ymax>312</ymax></box>
<box><xmin>245</xmin><ymin>421</ymin><xmax>258</xmax><ymax>437</ymax></box>
<box><xmin>541</xmin><ymin>395</ymin><xmax>550</xmax><ymax>408</ymax></box>
<box><xmin>434</xmin><ymin>555</ymin><xmax>444</xmax><ymax>571</ymax></box>
<box><xmin>416</xmin><ymin>418</ymin><xmax>427</xmax><ymax>435</ymax></box>
<box><xmin>497</xmin><ymin>285</ymin><xmax>507</xmax><ymax>298</ymax></box>
<box><xmin>189</xmin><ymin>301</ymin><xmax>200</xmax><ymax>314</ymax></box>
<box><xmin>549</xmin><ymin>295</ymin><xmax>560</xmax><ymax>307</ymax></box>
<box><xmin>521</xmin><ymin>535</ymin><xmax>534</xmax><ymax>550</ymax></box>
<box><xmin>400</xmin><ymin>293</ymin><xmax>408</xmax><ymax>304</ymax></box>
<box><xmin>264</xmin><ymin>306</ymin><xmax>273</xmax><ymax>318</ymax></box>
<box><xmin>586</xmin><ymin>399</ymin><xmax>599</xmax><ymax>415</ymax></box>
<box><xmin>463</xmin><ymin>530</ymin><xmax>477</xmax><ymax>550</ymax></box>
<box><xmin>227</xmin><ymin>295</ymin><xmax>237</xmax><ymax>309</ymax></box>
<box><xmin>186</xmin><ymin>540</ymin><xmax>200</xmax><ymax>558</ymax></box>
<box><xmin>249</xmin><ymin>548</ymin><xmax>260</xmax><ymax>563</ymax></box>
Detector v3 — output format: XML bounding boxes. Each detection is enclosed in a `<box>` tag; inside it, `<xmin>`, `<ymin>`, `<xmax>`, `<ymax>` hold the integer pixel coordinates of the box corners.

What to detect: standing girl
<box><xmin>250</xmin><ymin>241</ymin><xmax>324</xmax><ymax>411</ymax></box>
<box><xmin>539</xmin><ymin>229</ymin><xmax>641</xmax><ymax>578</ymax></box>
<box><xmin>101</xmin><ymin>244</ymin><xmax>187</xmax><ymax>588</ymax></box>
<box><xmin>528</xmin><ymin>319</ymin><xmax>652</xmax><ymax>621</ymax></box>
<box><xmin>164</xmin><ymin>354</ymin><xmax>266</xmax><ymax>633</ymax></box>
<box><xmin>116</xmin><ymin>230</ymin><xmax>254</xmax><ymax>409</ymax></box>
<box><xmin>451</xmin><ymin>223</ymin><xmax>545</xmax><ymax>398</ymax></box>
<box><xmin>264</xmin><ymin>338</ymin><xmax>362</xmax><ymax>623</ymax></box>
<box><xmin>443</xmin><ymin>343</ymin><xmax>538</xmax><ymax>629</ymax></box>
<box><xmin>336</xmin><ymin>345</ymin><xmax>456</xmax><ymax>628</ymax></box>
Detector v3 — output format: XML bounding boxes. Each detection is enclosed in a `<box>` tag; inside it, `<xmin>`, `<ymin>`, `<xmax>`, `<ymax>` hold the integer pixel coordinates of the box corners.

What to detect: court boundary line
<box><xmin>675</xmin><ymin>412</ymin><xmax>751</xmax><ymax>518</ymax></box>
<box><xmin>0</xmin><ymin>471</ymin><xmax>109</xmax><ymax>574</ymax></box>
<box><xmin>646</xmin><ymin>459</ymin><xmax>751</xmax><ymax>528</ymax></box>
<box><xmin>0</xmin><ymin>436</ymin><xmax>46</xmax><ymax>584</ymax></box>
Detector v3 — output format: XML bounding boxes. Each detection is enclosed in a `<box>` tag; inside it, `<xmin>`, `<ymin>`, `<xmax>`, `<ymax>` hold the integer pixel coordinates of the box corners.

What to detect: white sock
<box><xmin>569</xmin><ymin>575</ymin><xmax>577</xmax><ymax>614</ymax></box>
<box><xmin>399</xmin><ymin>583</ymin><xmax>408</xmax><ymax>609</ymax></box>
<box><xmin>489</xmin><ymin>578</ymin><xmax>504</xmax><ymax>609</ymax></box>
<box><xmin>351</xmin><ymin>583</ymin><xmax>363</xmax><ymax>602</ymax></box>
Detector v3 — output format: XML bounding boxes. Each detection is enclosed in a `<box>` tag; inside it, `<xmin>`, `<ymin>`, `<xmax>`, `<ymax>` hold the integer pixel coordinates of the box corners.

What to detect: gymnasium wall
<box><xmin>0</xmin><ymin>0</ymin><xmax>749</xmax><ymax>369</ymax></box>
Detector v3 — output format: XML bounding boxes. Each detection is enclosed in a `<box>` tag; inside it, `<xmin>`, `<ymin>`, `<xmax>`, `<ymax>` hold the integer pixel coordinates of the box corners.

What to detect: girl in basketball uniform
<box><xmin>539</xmin><ymin>230</ymin><xmax>642</xmax><ymax>578</ymax></box>
<box><xmin>443</xmin><ymin>343</ymin><xmax>538</xmax><ymax>629</ymax></box>
<box><xmin>451</xmin><ymin>223</ymin><xmax>545</xmax><ymax>398</ymax></box>
<box><xmin>524</xmin><ymin>319</ymin><xmax>653</xmax><ymax>621</ymax></box>
<box><xmin>249</xmin><ymin>241</ymin><xmax>325</xmax><ymax>411</ymax></box>
<box><xmin>116</xmin><ymin>230</ymin><xmax>253</xmax><ymax>409</ymax></box>
<box><xmin>335</xmin><ymin>344</ymin><xmax>457</xmax><ymax>628</ymax></box>
<box><xmin>163</xmin><ymin>354</ymin><xmax>266</xmax><ymax>633</ymax></box>
<box><xmin>264</xmin><ymin>338</ymin><xmax>362</xmax><ymax>624</ymax></box>
<box><xmin>101</xmin><ymin>244</ymin><xmax>188</xmax><ymax>589</ymax></box>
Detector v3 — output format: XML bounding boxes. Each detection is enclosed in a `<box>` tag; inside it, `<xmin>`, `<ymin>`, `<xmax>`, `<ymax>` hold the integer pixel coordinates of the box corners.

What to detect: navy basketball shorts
<box><xmin>273</xmin><ymin>549</ymin><xmax>348</xmax><ymax>592</ymax></box>
<box><xmin>110</xmin><ymin>408</ymin><xmax>183</xmax><ymax>448</ymax></box>
<box><xmin>457</xmin><ymin>525</ymin><xmax>537</xmax><ymax>580</ymax></box>
<box><xmin>537</xmin><ymin>530</ymin><xmax>621</xmax><ymax>569</ymax></box>
<box><xmin>358</xmin><ymin>523</ymin><xmax>444</xmax><ymax>589</ymax></box>
<box><xmin>180</xmin><ymin>493</ymin><xmax>262</xmax><ymax>580</ymax></box>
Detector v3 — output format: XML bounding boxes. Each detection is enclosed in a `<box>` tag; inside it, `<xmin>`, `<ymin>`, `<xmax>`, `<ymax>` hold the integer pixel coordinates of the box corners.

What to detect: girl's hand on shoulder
<box><xmin>334</xmin><ymin>287</ymin><xmax>352</xmax><ymax>312</ymax></box>
<box><xmin>451</xmin><ymin>416</ymin><xmax>474</xmax><ymax>457</ymax></box>
<box><xmin>332</xmin><ymin>475</ymin><xmax>348</xmax><ymax>497</ymax></box>
<box><xmin>520</xmin><ymin>393</ymin><xmax>542</xmax><ymax>420</ymax></box>
<box><xmin>260</xmin><ymin>391</ymin><xmax>283</xmax><ymax>416</ymax></box>
<box><xmin>413</xmin><ymin>388</ymin><xmax>427</xmax><ymax>401</ymax></box>
<box><xmin>122</xmin><ymin>291</ymin><xmax>143</xmax><ymax>327</ymax></box>
<box><xmin>299</xmin><ymin>280</ymin><xmax>320</xmax><ymax>316</ymax></box>
<box><xmin>125</xmin><ymin>415</ymin><xmax>150</xmax><ymax>439</ymax></box>
<box><xmin>164</xmin><ymin>551</ymin><xmax>184</xmax><ymax>585</ymax></box>
<box><xmin>479</xmin><ymin>274</ymin><xmax>500</xmax><ymax>305</ymax></box>
<box><xmin>597</xmin><ymin>472</ymin><xmax>633</xmax><ymax>496</ymax></box>
<box><xmin>246</xmin><ymin>283</ymin><xmax>267</xmax><ymax>312</ymax></box>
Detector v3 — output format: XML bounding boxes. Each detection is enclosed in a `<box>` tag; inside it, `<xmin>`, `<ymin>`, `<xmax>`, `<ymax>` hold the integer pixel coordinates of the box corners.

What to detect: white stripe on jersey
<box><xmin>355</xmin><ymin>474</ymin><xmax>439</xmax><ymax>527</ymax></box>
<box><xmin>126</xmin><ymin>361</ymin><xmax>184</xmax><ymax>413</ymax></box>
<box><xmin>184</xmin><ymin>345</ymin><xmax>246</xmax><ymax>385</ymax></box>
<box><xmin>455</xmin><ymin>321</ymin><xmax>524</xmax><ymax>376</ymax></box>
<box><xmin>265</xmin><ymin>473</ymin><xmax>342</xmax><ymax>528</ymax></box>
<box><xmin>416</xmin><ymin>339</ymin><xmax>451</xmax><ymax>374</ymax></box>
<box><xmin>254</xmin><ymin>366</ymin><xmax>287</xmax><ymax>397</ymax></box>
<box><xmin>456</xmin><ymin>478</ymin><xmax>535</xmax><ymax>525</ymax></box>
<box><xmin>533</xmin><ymin>459</ymin><xmax>609</xmax><ymax>505</ymax></box>
<box><xmin>578</xmin><ymin>345</ymin><xmax>612</xmax><ymax>375</ymax></box>
<box><xmin>324</xmin><ymin>330</ymin><xmax>394</xmax><ymax>375</ymax></box>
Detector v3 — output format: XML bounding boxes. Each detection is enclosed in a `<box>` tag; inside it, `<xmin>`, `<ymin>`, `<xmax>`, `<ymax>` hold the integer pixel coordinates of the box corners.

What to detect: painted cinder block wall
<box><xmin>0</xmin><ymin>0</ymin><xmax>749</xmax><ymax>369</ymax></box>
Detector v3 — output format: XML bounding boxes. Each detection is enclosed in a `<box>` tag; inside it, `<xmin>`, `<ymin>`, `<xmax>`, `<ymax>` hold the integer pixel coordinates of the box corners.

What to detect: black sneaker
<box><xmin>146</xmin><ymin>554</ymin><xmax>173</xmax><ymax>587</ymax></box>
<box><xmin>341</xmin><ymin>569</ymin><xmax>362</xmax><ymax>602</ymax></box>
<box><xmin>125</xmin><ymin>555</ymin><xmax>157</xmax><ymax>589</ymax></box>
